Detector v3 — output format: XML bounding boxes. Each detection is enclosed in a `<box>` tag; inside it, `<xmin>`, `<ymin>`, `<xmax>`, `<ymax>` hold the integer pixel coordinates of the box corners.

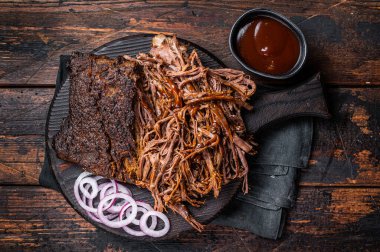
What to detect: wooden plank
<box><xmin>303</xmin><ymin>88</ymin><xmax>380</xmax><ymax>186</ymax></box>
<box><xmin>0</xmin><ymin>135</ymin><xmax>43</xmax><ymax>185</ymax></box>
<box><xmin>0</xmin><ymin>186</ymin><xmax>379</xmax><ymax>251</ymax></box>
<box><xmin>0</xmin><ymin>88</ymin><xmax>51</xmax><ymax>185</ymax></box>
<box><xmin>0</xmin><ymin>1</ymin><xmax>379</xmax><ymax>86</ymax></box>
<box><xmin>0</xmin><ymin>88</ymin><xmax>53</xmax><ymax>136</ymax></box>
<box><xmin>0</xmin><ymin>87</ymin><xmax>378</xmax><ymax>186</ymax></box>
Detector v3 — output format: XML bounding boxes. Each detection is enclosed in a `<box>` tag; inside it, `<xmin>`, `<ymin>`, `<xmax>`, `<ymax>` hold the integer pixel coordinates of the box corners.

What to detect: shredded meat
<box><xmin>124</xmin><ymin>34</ymin><xmax>257</xmax><ymax>231</ymax></box>
<box><xmin>54</xmin><ymin>36</ymin><xmax>257</xmax><ymax>231</ymax></box>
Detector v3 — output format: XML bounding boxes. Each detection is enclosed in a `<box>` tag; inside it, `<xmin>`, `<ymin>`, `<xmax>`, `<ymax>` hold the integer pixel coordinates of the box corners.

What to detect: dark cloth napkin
<box><xmin>39</xmin><ymin>55</ymin><xmax>322</xmax><ymax>240</ymax></box>
<box><xmin>212</xmin><ymin>117</ymin><xmax>313</xmax><ymax>239</ymax></box>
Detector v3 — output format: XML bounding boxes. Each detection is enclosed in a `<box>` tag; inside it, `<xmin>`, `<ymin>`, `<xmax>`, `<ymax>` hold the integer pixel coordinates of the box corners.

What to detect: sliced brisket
<box><xmin>53</xmin><ymin>52</ymin><xmax>139</xmax><ymax>180</ymax></box>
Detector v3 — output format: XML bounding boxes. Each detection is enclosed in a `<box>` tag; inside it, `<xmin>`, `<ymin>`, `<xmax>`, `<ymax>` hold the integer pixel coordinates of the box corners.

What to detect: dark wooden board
<box><xmin>46</xmin><ymin>34</ymin><xmax>242</xmax><ymax>240</ymax></box>
<box><xmin>0</xmin><ymin>1</ymin><xmax>379</xmax><ymax>87</ymax></box>
<box><xmin>0</xmin><ymin>186</ymin><xmax>379</xmax><ymax>251</ymax></box>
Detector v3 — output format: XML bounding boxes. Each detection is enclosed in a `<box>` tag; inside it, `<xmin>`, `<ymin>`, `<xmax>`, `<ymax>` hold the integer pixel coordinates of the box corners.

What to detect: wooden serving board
<box><xmin>46</xmin><ymin>34</ymin><xmax>330</xmax><ymax>241</ymax></box>
<box><xmin>46</xmin><ymin>34</ymin><xmax>241</xmax><ymax>240</ymax></box>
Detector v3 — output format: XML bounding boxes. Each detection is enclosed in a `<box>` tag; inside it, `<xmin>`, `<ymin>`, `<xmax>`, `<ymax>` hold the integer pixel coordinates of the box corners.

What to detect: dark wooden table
<box><xmin>0</xmin><ymin>1</ymin><xmax>379</xmax><ymax>251</ymax></box>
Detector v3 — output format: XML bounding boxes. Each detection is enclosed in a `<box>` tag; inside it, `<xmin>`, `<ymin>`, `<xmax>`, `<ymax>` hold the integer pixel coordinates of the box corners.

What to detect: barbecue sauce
<box><xmin>237</xmin><ymin>16</ymin><xmax>300</xmax><ymax>75</ymax></box>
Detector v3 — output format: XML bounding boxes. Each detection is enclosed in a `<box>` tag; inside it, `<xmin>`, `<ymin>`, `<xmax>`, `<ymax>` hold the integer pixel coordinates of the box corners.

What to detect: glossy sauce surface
<box><xmin>237</xmin><ymin>16</ymin><xmax>300</xmax><ymax>75</ymax></box>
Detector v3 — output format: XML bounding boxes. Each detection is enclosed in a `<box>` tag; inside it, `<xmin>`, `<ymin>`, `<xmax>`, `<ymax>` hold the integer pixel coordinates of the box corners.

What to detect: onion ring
<box><xmin>74</xmin><ymin>172</ymin><xmax>99</xmax><ymax>213</ymax></box>
<box><xmin>107</xmin><ymin>184</ymin><xmax>133</xmax><ymax>214</ymax></box>
<box><xmin>99</xmin><ymin>180</ymin><xmax>118</xmax><ymax>211</ymax></box>
<box><xmin>97</xmin><ymin>193</ymin><xmax>138</xmax><ymax>228</ymax></box>
<box><xmin>120</xmin><ymin>205</ymin><xmax>157</xmax><ymax>236</ymax></box>
<box><xmin>79</xmin><ymin>176</ymin><xmax>100</xmax><ymax>199</ymax></box>
<box><xmin>123</xmin><ymin>201</ymin><xmax>156</xmax><ymax>226</ymax></box>
<box><xmin>98</xmin><ymin>181</ymin><xmax>133</xmax><ymax>213</ymax></box>
<box><xmin>82</xmin><ymin>184</ymin><xmax>118</xmax><ymax>223</ymax></box>
<box><xmin>120</xmin><ymin>201</ymin><xmax>157</xmax><ymax>226</ymax></box>
<box><xmin>73</xmin><ymin>171</ymin><xmax>170</xmax><ymax>237</ymax></box>
<box><xmin>116</xmin><ymin>182</ymin><xmax>133</xmax><ymax>196</ymax></box>
<box><xmin>139</xmin><ymin>211</ymin><xmax>170</xmax><ymax>237</ymax></box>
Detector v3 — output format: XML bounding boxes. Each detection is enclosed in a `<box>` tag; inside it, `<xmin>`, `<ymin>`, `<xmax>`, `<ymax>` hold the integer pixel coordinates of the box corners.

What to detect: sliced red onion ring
<box><xmin>121</xmin><ymin>206</ymin><xmax>149</xmax><ymax>236</ymax></box>
<box><xmin>139</xmin><ymin>211</ymin><xmax>170</xmax><ymax>238</ymax></box>
<box><xmin>123</xmin><ymin>225</ymin><xmax>146</xmax><ymax>236</ymax></box>
<box><xmin>79</xmin><ymin>176</ymin><xmax>100</xmax><ymax>199</ymax></box>
<box><xmin>86</xmin><ymin>205</ymin><xmax>118</xmax><ymax>223</ymax></box>
<box><xmin>122</xmin><ymin>225</ymin><xmax>147</xmax><ymax>236</ymax></box>
<box><xmin>135</xmin><ymin>201</ymin><xmax>153</xmax><ymax>211</ymax></box>
<box><xmin>99</xmin><ymin>181</ymin><xmax>117</xmax><ymax>199</ymax></box>
<box><xmin>98</xmin><ymin>181</ymin><xmax>111</xmax><ymax>190</ymax></box>
<box><xmin>99</xmin><ymin>181</ymin><xmax>118</xmax><ymax>211</ymax></box>
<box><xmin>74</xmin><ymin>172</ymin><xmax>99</xmax><ymax>213</ymax></box>
<box><xmin>73</xmin><ymin>171</ymin><xmax>170</xmax><ymax>237</ymax></box>
<box><xmin>82</xmin><ymin>184</ymin><xmax>118</xmax><ymax>223</ymax></box>
<box><xmin>97</xmin><ymin>193</ymin><xmax>137</xmax><ymax>228</ymax></box>
<box><xmin>107</xmin><ymin>184</ymin><xmax>133</xmax><ymax>214</ymax></box>
<box><xmin>120</xmin><ymin>203</ymin><xmax>158</xmax><ymax>236</ymax></box>
<box><xmin>99</xmin><ymin>181</ymin><xmax>133</xmax><ymax>214</ymax></box>
<box><xmin>123</xmin><ymin>201</ymin><xmax>156</xmax><ymax>226</ymax></box>
<box><xmin>116</xmin><ymin>183</ymin><xmax>132</xmax><ymax>196</ymax></box>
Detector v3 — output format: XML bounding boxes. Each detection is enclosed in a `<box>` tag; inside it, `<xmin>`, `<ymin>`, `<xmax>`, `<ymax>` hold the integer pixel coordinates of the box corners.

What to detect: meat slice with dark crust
<box><xmin>53</xmin><ymin>52</ymin><xmax>139</xmax><ymax>180</ymax></box>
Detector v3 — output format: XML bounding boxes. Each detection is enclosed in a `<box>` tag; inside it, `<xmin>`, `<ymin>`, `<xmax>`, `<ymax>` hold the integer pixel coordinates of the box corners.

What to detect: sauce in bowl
<box><xmin>237</xmin><ymin>16</ymin><xmax>300</xmax><ymax>75</ymax></box>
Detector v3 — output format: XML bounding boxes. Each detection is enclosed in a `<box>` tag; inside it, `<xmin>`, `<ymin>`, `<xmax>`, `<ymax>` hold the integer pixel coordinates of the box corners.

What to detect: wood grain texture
<box><xmin>303</xmin><ymin>87</ymin><xmax>380</xmax><ymax>186</ymax></box>
<box><xmin>0</xmin><ymin>1</ymin><xmax>379</xmax><ymax>86</ymax></box>
<box><xmin>0</xmin><ymin>1</ymin><xmax>379</xmax><ymax>249</ymax></box>
<box><xmin>0</xmin><ymin>87</ymin><xmax>378</xmax><ymax>186</ymax></box>
<box><xmin>0</xmin><ymin>186</ymin><xmax>379</xmax><ymax>251</ymax></box>
<box><xmin>0</xmin><ymin>88</ymin><xmax>52</xmax><ymax>135</ymax></box>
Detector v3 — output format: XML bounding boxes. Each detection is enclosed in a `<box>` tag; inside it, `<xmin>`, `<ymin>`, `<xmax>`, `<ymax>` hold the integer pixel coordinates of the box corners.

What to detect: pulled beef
<box><xmin>124</xmin><ymin>34</ymin><xmax>257</xmax><ymax>231</ymax></box>
<box><xmin>53</xmin><ymin>52</ymin><xmax>139</xmax><ymax>180</ymax></box>
<box><xmin>53</xmin><ymin>35</ymin><xmax>257</xmax><ymax>232</ymax></box>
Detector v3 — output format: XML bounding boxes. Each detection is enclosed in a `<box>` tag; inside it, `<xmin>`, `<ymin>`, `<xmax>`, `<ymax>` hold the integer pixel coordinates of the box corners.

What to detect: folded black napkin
<box><xmin>39</xmin><ymin>55</ymin><xmax>325</xmax><ymax>240</ymax></box>
<box><xmin>212</xmin><ymin>117</ymin><xmax>313</xmax><ymax>239</ymax></box>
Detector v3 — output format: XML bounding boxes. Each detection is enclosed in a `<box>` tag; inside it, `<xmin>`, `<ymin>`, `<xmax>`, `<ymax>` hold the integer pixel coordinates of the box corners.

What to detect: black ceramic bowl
<box><xmin>229</xmin><ymin>8</ymin><xmax>307</xmax><ymax>80</ymax></box>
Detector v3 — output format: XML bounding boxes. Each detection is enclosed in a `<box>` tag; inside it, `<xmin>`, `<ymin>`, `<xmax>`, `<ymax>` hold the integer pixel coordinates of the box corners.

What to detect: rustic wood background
<box><xmin>0</xmin><ymin>1</ymin><xmax>379</xmax><ymax>251</ymax></box>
